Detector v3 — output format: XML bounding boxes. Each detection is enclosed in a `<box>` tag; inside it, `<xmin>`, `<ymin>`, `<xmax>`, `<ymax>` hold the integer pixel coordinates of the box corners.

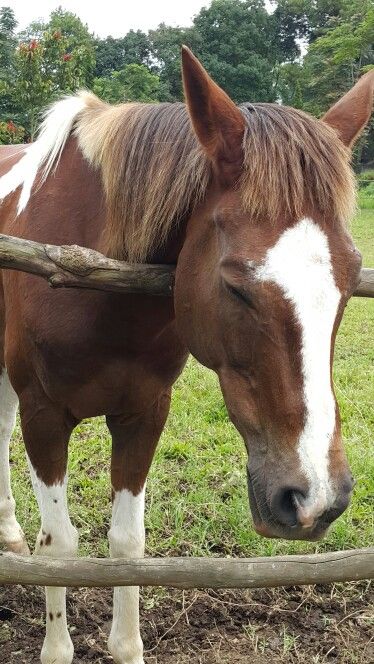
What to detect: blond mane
<box><xmin>2</xmin><ymin>91</ymin><xmax>355</xmax><ymax>263</ymax></box>
<box><xmin>75</xmin><ymin>95</ymin><xmax>210</xmax><ymax>262</ymax></box>
<box><xmin>76</xmin><ymin>95</ymin><xmax>355</xmax><ymax>262</ymax></box>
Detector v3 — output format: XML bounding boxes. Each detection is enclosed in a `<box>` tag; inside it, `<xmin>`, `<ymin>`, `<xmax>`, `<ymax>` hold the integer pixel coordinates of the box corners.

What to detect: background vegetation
<box><xmin>0</xmin><ymin>0</ymin><xmax>373</xmax><ymax>165</ymax></box>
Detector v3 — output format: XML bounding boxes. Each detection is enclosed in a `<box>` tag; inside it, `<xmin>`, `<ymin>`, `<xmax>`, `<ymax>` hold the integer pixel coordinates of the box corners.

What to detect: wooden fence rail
<box><xmin>0</xmin><ymin>548</ymin><xmax>373</xmax><ymax>589</ymax></box>
<box><xmin>0</xmin><ymin>233</ymin><xmax>373</xmax><ymax>297</ymax></box>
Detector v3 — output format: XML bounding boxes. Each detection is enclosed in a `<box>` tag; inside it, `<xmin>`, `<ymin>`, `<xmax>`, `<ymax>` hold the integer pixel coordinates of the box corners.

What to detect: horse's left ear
<box><xmin>322</xmin><ymin>69</ymin><xmax>374</xmax><ymax>147</ymax></box>
<box><xmin>181</xmin><ymin>46</ymin><xmax>245</xmax><ymax>182</ymax></box>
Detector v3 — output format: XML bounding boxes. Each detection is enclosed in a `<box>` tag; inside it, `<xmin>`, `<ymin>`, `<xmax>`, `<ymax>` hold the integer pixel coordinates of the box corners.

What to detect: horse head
<box><xmin>175</xmin><ymin>48</ymin><xmax>373</xmax><ymax>541</ymax></box>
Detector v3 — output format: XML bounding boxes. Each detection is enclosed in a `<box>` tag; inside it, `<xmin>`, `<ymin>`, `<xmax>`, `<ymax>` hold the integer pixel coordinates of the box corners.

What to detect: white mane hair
<box><xmin>0</xmin><ymin>93</ymin><xmax>89</xmax><ymax>214</ymax></box>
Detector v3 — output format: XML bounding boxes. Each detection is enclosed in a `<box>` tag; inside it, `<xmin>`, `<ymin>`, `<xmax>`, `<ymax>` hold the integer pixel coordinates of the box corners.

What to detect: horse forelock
<box><xmin>239</xmin><ymin>103</ymin><xmax>356</xmax><ymax>228</ymax></box>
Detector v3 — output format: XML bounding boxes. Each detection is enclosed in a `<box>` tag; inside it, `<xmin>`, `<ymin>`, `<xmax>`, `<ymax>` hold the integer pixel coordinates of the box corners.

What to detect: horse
<box><xmin>0</xmin><ymin>47</ymin><xmax>372</xmax><ymax>664</ymax></box>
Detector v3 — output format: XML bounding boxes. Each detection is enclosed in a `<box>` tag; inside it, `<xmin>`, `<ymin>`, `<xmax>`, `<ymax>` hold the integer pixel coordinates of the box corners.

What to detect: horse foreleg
<box><xmin>20</xmin><ymin>395</ymin><xmax>77</xmax><ymax>664</ymax></box>
<box><xmin>0</xmin><ymin>368</ymin><xmax>29</xmax><ymax>554</ymax></box>
<box><xmin>106</xmin><ymin>390</ymin><xmax>171</xmax><ymax>664</ymax></box>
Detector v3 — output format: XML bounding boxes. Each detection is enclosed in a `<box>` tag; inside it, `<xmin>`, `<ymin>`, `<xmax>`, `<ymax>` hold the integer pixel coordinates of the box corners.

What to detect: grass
<box><xmin>9</xmin><ymin>208</ymin><xmax>374</xmax><ymax>559</ymax></box>
<box><xmin>357</xmin><ymin>172</ymin><xmax>374</xmax><ymax>209</ymax></box>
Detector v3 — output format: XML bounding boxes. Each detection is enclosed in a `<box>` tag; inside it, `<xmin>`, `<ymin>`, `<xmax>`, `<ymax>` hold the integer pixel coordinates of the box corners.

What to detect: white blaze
<box><xmin>255</xmin><ymin>218</ymin><xmax>341</xmax><ymax>508</ymax></box>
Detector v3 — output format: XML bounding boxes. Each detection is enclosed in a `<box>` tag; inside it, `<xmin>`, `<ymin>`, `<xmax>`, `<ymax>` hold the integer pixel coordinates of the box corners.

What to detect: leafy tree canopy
<box><xmin>95</xmin><ymin>30</ymin><xmax>151</xmax><ymax>78</ymax></box>
<box><xmin>93</xmin><ymin>63</ymin><xmax>160</xmax><ymax>104</ymax></box>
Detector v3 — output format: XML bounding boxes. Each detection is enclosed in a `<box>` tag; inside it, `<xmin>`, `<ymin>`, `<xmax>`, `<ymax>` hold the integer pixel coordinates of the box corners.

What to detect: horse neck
<box><xmin>141</xmin><ymin>215</ymin><xmax>189</xmax><ymax>265</ymax></box>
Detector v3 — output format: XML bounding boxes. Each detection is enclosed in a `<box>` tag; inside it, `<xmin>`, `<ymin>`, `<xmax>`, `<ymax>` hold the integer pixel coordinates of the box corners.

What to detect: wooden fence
<box><xmin>0</xmin><ymin>548</ymin><xmax>373</xmax><ymax>588</ymax></box>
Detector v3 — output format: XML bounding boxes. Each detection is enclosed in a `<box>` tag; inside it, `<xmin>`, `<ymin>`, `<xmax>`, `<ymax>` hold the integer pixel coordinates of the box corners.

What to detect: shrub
<box><xmin>0</xmin><ymin>120</ymin><xmax>25</xmax><ymax>144</ymax></box>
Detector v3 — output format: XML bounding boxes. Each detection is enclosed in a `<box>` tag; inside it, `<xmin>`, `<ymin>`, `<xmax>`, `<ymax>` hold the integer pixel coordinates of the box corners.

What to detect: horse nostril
<box><xmin>270</xmin><ymin>487</ymin><xmax>305</xmax><ymax>527</ymax></box>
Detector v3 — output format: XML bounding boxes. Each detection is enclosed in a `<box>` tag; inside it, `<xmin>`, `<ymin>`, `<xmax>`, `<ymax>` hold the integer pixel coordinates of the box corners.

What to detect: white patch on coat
<box><xmin>108</xmin><ymin>487</ymin><xmax>145</xmax><ymax>664</ymax></box>
<box><xmin>0</xmin><ymin>369</ymin><xmax>28</xmax><ymax>553</ymax></box>
<box><xmin>0</xmin><ymin>95</ymin><xmax>86</xmax><ymax>214</ymax></box>
<box><xmin>255</xmin><ymin>218</ymin><xmax>341</xmax><ymax>514</ymax></box>
<box><xmin>28</xmin><ymin>462</ymin><xmax>78</xmax><ymax>664</ymax></box>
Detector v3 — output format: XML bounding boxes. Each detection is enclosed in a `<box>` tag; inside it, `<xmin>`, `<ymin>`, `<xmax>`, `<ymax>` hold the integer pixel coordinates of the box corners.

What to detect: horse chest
<box><xmin>5</xmin><ymin>274</ymin><xmax>187</xmax><ymax>419</ymax></box>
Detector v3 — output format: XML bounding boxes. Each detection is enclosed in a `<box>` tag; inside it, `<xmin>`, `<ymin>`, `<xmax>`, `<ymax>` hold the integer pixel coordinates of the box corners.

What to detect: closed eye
<box><xmin>225</xmin><ymin>282</ymin><xmax>255</xmax><ymax>309</ymax></box>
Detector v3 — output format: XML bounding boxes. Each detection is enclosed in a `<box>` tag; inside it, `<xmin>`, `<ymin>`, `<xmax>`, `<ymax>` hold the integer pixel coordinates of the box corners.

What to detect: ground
<box><xmin>1</xmin><ymin>583</ymin><xmax>373</xmax><ymax>663</ymax></box>
<box><xmin>0</xmin><ymin>207</ymin><xmax>373</xmax><ymax>662</ymax></box>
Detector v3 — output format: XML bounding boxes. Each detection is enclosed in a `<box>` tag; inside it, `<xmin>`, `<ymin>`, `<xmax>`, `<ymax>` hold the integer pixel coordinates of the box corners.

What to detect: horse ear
<box><xmin>322</xmin><ymin>69</ymin><xmax>374</xmax><ymax>147</ymax></box>
<box><xmin>181</xmin><ymin>45</ymin><xmax>245</xmax><ymax>182</ymax></box>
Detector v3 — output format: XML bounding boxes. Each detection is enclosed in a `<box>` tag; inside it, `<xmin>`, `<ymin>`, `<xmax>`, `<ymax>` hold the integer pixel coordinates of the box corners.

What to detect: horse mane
<box><xmin>2</xmin><ymin>91</ymin><xmax>356</xmax><ymax>263</ymax></box>
<box><xmin>75</xmin><ymin>95</ymin><xmax>210</xmax><ymax>262</ymax></box>
<box><xmin>75</xmin><ymin>95</ymin><xmax>355</xmax><ymax>262</ymax></box>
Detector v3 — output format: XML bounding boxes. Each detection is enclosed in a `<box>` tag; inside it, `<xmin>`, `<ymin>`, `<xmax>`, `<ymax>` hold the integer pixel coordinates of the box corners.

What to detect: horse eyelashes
<box><xmin>226</xmin><ymin>283</ymin><xmax>255</xmax><ymax>309</ymax></box>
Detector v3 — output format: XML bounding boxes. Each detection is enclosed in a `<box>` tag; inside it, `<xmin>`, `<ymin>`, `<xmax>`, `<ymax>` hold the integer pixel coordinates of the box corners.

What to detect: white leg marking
<box><xmin>28</xmin><ymin>463</ymin><xmax>78</xmax><ymax>664</ymax></box>
<box><xmin>255</xmin><ymin>218</ymin><xmax>341</xmax><ymax>509</ymax></box>
<box><xmin>108</xmin><ymin>487</ymin><xmax>145</xmax><ymax>664</ymax></box>
<box><xmin>0</xmin><ymin>370</ymin><xmax>29</xmax><ymax>554</ymax></box>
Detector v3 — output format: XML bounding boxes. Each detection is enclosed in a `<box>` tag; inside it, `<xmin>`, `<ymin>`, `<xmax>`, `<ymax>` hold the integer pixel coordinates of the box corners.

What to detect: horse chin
<box><xmin>246</xmin><ymin>466</ymin><xmax>328</xmax><ymax>542</ymax></box>
<box><xmin>252</xmin><ymin>521</ymin><xmax>328</xmax><ymax>542</ymax></box>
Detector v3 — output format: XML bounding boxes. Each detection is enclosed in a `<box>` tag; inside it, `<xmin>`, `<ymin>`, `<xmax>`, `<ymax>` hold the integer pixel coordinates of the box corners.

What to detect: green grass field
<box><xmin>9</xmin><ymin>208</ymin><xmax>374</xmax><ymax>559</ymax></box>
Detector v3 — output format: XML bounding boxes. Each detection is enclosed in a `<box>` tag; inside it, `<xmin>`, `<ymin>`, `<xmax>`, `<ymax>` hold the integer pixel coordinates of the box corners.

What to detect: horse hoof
<box><xmin>108</xmin><ymin>634</ymin><xmax>144</xmax><ymax>664</ymax></box>
<box><xmin>4</xmin><ymin>538</ymin><xmax>30</xmax><ymax>556</ymax></box>
<box><xmin>41</xmin><ymin>639</ymin><xmax>74</xmax><ymax>664</ymax></box>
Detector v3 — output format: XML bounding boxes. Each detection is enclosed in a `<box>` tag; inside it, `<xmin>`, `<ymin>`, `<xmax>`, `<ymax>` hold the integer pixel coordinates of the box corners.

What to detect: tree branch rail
<box><xmin>0</xmin><ymin>234</ymin><xmax>373</xmax><ymax>297</ymax></box>
<box><xmin>0</xmin><ymin>548</ymin><xmax>373</xmax><ymax>588</ymax></box>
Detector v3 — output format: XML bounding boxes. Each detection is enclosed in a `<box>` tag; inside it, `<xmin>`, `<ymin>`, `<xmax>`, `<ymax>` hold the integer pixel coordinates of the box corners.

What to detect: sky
<box><xmin>7</xmin><ymin>0</ymin><xmax>214</xmax><ymax>37</ymax></box>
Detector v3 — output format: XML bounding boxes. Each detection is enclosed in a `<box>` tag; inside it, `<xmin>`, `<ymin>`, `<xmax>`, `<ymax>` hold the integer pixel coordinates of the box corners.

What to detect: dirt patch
<box><xmin>0</xmin><ymin>582</ymin><xmax>373</xmax><ymax>663</ymax></box>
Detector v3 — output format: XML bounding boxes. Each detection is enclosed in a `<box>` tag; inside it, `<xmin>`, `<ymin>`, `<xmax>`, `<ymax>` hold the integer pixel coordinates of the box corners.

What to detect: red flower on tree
<box><xmin>6</xmin><ymin>121</ymin><xmax>16</xmax><ymax>133</ymax></box>
<box><xmin>29</xmin><ymin>39</ymin><xmax>38</xmax><ymax>51</ymax></box>
<box><xmin>63</xmin><ymin>53</ymin><xmax>72</xmax><ymax>62</ymax></box>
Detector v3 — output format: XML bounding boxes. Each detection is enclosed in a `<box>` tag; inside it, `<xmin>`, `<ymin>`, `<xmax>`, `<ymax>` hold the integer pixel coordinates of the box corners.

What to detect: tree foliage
<box><xmin>0</xmin><ymin>8</ymin><xmax>95</xmax><ymax>139</ymax></box>
<box><xmin>94</xmin><ymin>30</ymin><xmax>151</xmax><ymax>78</ymax></box>
<box><xmin>93</xmin><ymin>63</ymin><xmax>160</xmax><ymax>104</ymax></box>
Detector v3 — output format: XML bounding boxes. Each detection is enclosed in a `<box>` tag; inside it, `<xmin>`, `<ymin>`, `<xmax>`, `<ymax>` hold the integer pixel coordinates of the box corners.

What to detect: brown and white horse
<box><xmin>0</xmin><ymin>48</ymin><xmax>373</xmax><ymax>664</ymax></box>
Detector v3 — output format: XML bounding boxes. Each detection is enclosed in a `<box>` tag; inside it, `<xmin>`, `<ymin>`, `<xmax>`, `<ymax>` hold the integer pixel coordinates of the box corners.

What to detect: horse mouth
<box><xmin>246</xmin><ymin>467</ymin><xmax>328</xmax><ymax>542</ymax></box>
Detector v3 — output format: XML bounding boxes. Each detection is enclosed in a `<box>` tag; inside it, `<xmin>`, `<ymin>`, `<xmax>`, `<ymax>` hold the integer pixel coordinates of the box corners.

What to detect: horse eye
<box><xmin>226</xmin><ymin>283</ymin><xmax>255</xmax><ymax>308</ymax></box>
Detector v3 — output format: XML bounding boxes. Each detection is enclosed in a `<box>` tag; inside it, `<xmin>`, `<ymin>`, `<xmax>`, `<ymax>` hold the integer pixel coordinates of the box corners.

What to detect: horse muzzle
<box><xmin>246</xmin><ymin>466</ymin><xmax>354</xmax><ymax>542</ymax></box>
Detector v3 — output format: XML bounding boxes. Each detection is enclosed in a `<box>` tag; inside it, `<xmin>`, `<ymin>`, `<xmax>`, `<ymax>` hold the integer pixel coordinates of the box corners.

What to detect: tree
<box><xmin>0</xmin><ymin>7</ymin><xmax>17</xmax><ymax>124</ymax></box>
<box><xmin>277</xmin><ymin>62</ymin><xmax>306</xmax><ymax>107</ymax></box>
<box><xmin>149</xmin><ymin>24</ymin><xmax>197</xmax><ymax>100</ymax></box>
<box><xmin>94</xmin><ymin>31</ymin><xmax>152</xmax><ymax>78</ymax></box>
<box><xmin>0</xmin><ymin>5</ymin><xmax>17</xmax><ymax>71</ymax></box>
<box><xmin>48</xmin><ymin>8</ymin><xmax>95</xmax><ymax>85</ymax></box>
<box><xmin>4</xmin><ymin>8</ymin><xmax>96</xmax><ymax>139</ymax></box>
<box><xmin>301</xmin><ymin>1</ymin><xmax>374</xmax><ymax>114</ymax></box>
<box><xmin>11</xmin><ymin>28</ymin><xmax>94</xmax><ymax>139</ymax></box>
<box><xmin>93</xmin><ymin>63</ymin><xmax>160</xmax><ymax>104</ymax></box>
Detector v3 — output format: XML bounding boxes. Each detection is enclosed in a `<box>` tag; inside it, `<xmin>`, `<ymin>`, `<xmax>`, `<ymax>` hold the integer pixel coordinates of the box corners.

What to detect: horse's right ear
<box><xmin>181</xmin><ymin>46</ymin><xmax>245</xmax><ymax>183</ymax></box>
<box><xmin>322</xmin><ymin>69</ymin><xmax>374</xmax><ymax>147</ymax></box>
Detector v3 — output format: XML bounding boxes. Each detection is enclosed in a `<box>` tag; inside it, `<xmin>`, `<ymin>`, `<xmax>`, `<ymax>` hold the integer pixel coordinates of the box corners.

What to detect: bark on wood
<box><xmin>355</xmin><ymin>266</ymin><xmax>374</xmax><ymax>297</ymax></box>
<box><xmin>0</xmin><ymin>234</ymin><xmax>174</xmax><ymax>296</ymax></box>
<box><xmin>0</xmin><ymin>548</ymin><xmax>373</xmax><ymax>588</ymax></box>
<box><xmin>0</xmin><ymin>234</ymin><xmax>373</xmax><ymax>297</ymax></box>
